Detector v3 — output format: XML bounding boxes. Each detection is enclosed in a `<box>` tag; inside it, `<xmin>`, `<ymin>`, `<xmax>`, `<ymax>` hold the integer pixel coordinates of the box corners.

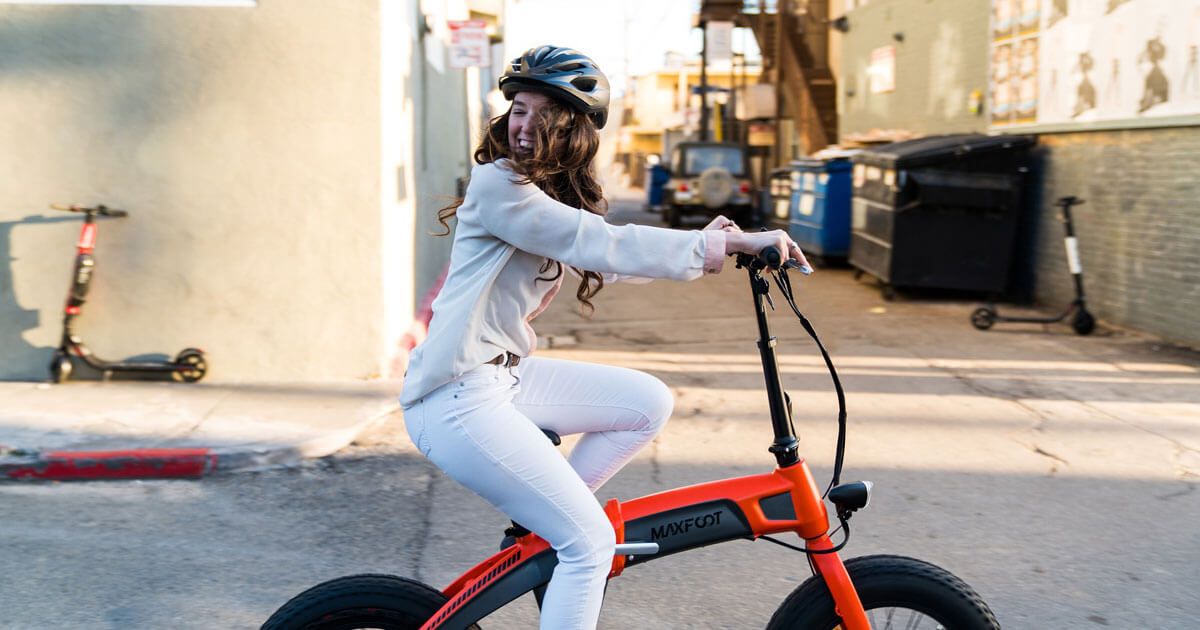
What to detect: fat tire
<box><xmin>261</xmin><ymin>573</ymin><xmax>480</xmax><ymax>630</ymax></box>
<box><xmin>766</xmin><ymin>555</ymin><xmax>1000</xmax><ymax>630</ymax></box>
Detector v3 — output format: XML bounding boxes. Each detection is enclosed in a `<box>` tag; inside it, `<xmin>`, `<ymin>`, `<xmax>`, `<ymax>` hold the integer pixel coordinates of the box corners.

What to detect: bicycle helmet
<box><xmin>499</xmin><ymin>45</ymin><xmax>611</xmax><ymax>129</ymax></box>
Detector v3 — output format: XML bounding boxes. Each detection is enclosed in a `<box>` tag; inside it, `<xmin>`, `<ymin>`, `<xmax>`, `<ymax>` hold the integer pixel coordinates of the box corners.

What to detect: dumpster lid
<box><xmin>855</xmin><ymin>134</ymin><xmax>1035</xmax><ymax>168</ymax></box>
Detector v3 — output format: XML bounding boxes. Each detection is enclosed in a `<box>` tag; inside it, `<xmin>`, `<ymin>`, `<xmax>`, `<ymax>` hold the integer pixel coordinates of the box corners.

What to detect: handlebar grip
<box><xmin>760</xmin><ymin>246</ymin><xmax>782</xmax><ymax>269</ymax></box>
<box><xmin>104</xmin><ymin>209</ymin><xmax>129</xmax><ymax>217</ymax></box>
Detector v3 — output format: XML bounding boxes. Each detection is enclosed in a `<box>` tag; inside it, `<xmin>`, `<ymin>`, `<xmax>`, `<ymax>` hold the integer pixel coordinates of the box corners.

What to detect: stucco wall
<box><xmin>838</xmin><ymin>0</ymin><xmax>991</xmax><ymax>137</ymax></box>
<box><xmin>0</xmin><ymin>2</ymin><xmax>393</xmax><ymax>381</ymax></box>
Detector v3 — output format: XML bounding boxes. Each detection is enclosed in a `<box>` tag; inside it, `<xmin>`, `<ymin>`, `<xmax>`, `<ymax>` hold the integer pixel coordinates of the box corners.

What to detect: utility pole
<box><xmin>774</xmin><ymin>0</ymin><xmax>786</xmax><ymax>166</ymax></box>
<box><xmin>700</xmin><ymin>18</ymin><xmax>710</xmax><ymax>142</ymax></box>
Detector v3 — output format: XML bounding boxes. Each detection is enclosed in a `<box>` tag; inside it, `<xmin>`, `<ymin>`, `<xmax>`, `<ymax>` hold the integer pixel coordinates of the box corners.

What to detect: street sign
<box><xmin>447</xmin><ymin>19</ymin><xmax>490</xmax><ymax>69</ymax></box>
<box><xmin>707</xmin><ymin>21</ymin><xmax>733</xmax><ymax>67</ymax></box>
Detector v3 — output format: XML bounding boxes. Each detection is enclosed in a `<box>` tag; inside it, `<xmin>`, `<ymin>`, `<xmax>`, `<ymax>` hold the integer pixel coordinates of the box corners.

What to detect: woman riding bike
<box><xmin>399</xmin><ymin>45</ymin><xmax>808</xmax><ymax>630</ymax></box>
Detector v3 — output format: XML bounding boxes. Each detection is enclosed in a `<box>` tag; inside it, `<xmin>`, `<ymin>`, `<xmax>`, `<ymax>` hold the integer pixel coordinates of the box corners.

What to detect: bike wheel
<box><xmin>766</xmin><ymin>555</ymin><xmax>1000</xmax><ymax>630</ymax></box>
<box><xmin>261</xmin><ymin>574</ymin><xmax>480</xmax><ymax>630</ymax></box>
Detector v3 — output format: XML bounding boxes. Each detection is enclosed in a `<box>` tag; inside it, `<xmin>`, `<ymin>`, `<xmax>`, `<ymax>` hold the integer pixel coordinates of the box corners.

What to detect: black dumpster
<box><xmin>849</xmin><ymin>134</ymin><xmax>1035</xmax><ymax>297</ymax></box>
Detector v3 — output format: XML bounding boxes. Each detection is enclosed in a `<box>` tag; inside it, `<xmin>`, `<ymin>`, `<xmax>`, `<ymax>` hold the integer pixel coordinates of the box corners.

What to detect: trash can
<box><xmin>788</xmin><ymin>158</ymin><xmax>853</xmax><ymax>259</ymax></box>
<box><xmin>764</xmin><ymin>167</ymin><xmax>792</xmax><ymax>231</ymax></box>
<box><xmin>646</xmin><ymin>162</ymin><xmax>670</xmax><ymax>211</ymax></box>
<box><xmin>849</xmin><ymin>134</ymin><xmax>1035</xmax><ymax>296</ymax></box>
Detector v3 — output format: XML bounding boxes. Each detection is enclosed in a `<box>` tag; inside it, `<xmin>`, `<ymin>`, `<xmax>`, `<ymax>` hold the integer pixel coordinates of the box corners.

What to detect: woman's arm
<box><xmin>472</xmin><ymin>163</ymin><xmax>725</xmax><ymax>281</ymax></box>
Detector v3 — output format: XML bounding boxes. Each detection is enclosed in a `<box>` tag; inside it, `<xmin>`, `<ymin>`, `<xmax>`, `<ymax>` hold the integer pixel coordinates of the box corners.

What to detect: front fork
<box><xmin>807</xmin><ymin>536</ymin><xmax>871</xmax><ymax>629</ymax></box>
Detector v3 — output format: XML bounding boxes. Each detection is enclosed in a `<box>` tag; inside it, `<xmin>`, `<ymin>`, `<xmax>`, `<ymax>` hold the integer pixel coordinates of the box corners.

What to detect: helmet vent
<box><xmin>571</xmin><ymin>76</ymin><xmax>597</xmax><ymax>91</ymax></box>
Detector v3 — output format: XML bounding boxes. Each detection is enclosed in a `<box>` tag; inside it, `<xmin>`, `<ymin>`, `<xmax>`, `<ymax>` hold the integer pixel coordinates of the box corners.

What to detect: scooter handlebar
<box><xmin>49</xmin><ymin>203</ymin><xmax>128</xmax><ymax>217</ymax></box>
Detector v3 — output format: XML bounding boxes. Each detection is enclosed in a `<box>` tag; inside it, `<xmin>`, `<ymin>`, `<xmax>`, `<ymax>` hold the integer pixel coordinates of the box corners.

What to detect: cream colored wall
<box><xmin>0</xmin><ymin>1</ymin><xmax>465</xmax><ymax>381</ymax></box>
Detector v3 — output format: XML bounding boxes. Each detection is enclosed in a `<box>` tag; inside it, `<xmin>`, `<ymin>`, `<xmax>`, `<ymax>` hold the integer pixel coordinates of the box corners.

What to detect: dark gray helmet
<box><xmin>499</xmin><ymin>45</ymin><xmax>611</xmax><ymax>129</ymax></box>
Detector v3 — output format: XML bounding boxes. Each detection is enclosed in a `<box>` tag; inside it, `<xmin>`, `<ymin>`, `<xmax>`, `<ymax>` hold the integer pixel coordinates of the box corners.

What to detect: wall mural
<box><xmin>990</xmin><ymin>0</ymin><xmax>1200</xmax><ymax>129</ymax></box>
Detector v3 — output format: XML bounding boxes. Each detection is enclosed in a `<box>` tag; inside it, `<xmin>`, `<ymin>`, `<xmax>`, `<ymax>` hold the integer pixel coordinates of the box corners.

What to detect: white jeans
<box><xmin>402</xmin><ymin>356</ymin><xmax>674</xmax><ymax>630</ymax></box>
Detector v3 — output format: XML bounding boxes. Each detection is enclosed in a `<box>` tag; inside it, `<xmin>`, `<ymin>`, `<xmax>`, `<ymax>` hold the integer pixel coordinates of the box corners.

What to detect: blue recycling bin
<box><xmin>646</xmin><ymin>163</ymin><xmax>670</xmax><ymax>209</ymax></box>
<box><xmin>788</xmin><ymin>158</ymin><xmax>853</xmax><ymax>259</ymax></box>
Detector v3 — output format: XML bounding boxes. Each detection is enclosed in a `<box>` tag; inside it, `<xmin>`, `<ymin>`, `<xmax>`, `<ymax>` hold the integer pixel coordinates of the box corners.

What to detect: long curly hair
<box><xmin>436</xmin><ymin>96</ymin><xmax>608</xmax><ymax>315</ymax></box>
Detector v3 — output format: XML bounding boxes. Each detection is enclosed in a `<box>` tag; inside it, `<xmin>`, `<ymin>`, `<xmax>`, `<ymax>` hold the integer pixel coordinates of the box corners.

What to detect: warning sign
<box><xmin>448</xmin><ymin>19</ymin><xmax>491</xmax><ymax>69</ymax></box>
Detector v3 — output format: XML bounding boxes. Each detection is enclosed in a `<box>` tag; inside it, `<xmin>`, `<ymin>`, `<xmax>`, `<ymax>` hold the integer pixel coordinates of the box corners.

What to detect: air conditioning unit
<box><xmin>736</xmin><ymin>84</ymin><xmax>776</xmax><ymax>120</ymax></box>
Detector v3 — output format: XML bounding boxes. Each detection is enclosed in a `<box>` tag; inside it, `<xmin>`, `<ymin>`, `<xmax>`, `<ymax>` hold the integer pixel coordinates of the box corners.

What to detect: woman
<box><xmin>400</xmin><ymin>45</ymin><xmax>808</xmax><ymax>629</ymax></box>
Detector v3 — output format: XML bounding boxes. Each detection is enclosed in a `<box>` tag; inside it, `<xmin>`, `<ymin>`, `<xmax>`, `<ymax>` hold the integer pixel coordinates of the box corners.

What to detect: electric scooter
<box><xmin>261</xmin><ymin>247</ymin><xmax>1001</xmax><ymax>630</ymax></box>
<box><xmin>47</xmin><ymin>203</ymin><xmax>208</xmax><ymax>383</ymax></box>
<box><xmin>971</xmin><ymin>195</ymin><xmax>1096</xmax><ymax>335</ymax></box>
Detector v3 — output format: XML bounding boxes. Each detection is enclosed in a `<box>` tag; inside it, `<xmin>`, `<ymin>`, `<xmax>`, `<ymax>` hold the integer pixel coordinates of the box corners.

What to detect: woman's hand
<box><xmin>723</xmin><ymin>229</ymin><xmax>811</xmax><ymax>270</ymax></box>
<box><xmin>702</xmin><ymin>215</ymin><xmax>743</xmax><ymax>233</ymax></box>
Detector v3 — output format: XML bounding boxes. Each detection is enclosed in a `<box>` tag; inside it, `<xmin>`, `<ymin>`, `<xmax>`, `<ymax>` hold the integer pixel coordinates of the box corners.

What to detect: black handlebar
<box><xmin>50</xmin><ymin>203</ymin><xmax>128</xmax><ymax>217</ymax></box>
<box><xmin>736</xmin><ymin>246</ymin><xmax>792</xmax><ymax>271</ymax></box>
<box><xmin>761</xmin><ymin>246</ymin><xmax>782</xmax><ymax>269</ymax></box>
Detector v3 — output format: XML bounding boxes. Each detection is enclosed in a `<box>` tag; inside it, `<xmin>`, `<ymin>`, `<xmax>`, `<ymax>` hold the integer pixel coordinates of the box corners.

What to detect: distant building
<box><xmin>618</xmin><ymin>59</ymin><xmax>763</xmax><ymax>187</ymax></box>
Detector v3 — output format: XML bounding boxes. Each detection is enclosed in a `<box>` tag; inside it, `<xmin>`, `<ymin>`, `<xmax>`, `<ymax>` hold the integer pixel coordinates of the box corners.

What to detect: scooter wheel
<box><xmin>172</xmin><ymin>348</ymin><xmax>208</xmax><ymax>383</ymax></box>
<box><xmin>49</xmin><ymin>351</ymin><xmax>73</xmax><ymax>383</ymax></box>
<box><xmin>970</xmin><ymin>307</ymin><xmax>997</xmax><ymax>331</ymax></box>
<box><xmin>1072</xmin><ymin>309</ymin><xmax>1096</xmax><ymax>336</ymax></box>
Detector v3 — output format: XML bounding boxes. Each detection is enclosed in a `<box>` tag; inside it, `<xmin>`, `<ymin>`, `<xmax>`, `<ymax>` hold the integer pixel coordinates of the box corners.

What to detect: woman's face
<box><xmin>508</xmin><ymin>91</ymin><xmax>553</xmax><ymax>158</ymax></box>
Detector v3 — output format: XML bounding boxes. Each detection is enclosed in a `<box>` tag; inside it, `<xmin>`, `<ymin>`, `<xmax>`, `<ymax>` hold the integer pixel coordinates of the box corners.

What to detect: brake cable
<box><xmin>768</xmin><ymin>265</ymin><xmax>848</xmax><ymax>500</ymax></box>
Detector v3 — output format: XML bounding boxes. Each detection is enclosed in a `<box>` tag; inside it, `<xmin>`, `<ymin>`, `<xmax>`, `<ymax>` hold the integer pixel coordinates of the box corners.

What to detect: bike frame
<box><xmin>418</xmin><ymin>255</ymin><xmax>870</xmax><ymax>630</ymax></box>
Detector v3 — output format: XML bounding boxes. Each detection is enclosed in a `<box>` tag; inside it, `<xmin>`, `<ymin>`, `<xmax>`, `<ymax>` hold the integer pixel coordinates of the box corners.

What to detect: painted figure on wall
<box><xmin>1073</xmin><ymin>51</ymin><xmax>1097</xmax><ymax>118</ymax></box>
<box><xmin>1138</xmin><ymin>36</ymin><xmax>1169</xmax><ymax>113</ymax></box>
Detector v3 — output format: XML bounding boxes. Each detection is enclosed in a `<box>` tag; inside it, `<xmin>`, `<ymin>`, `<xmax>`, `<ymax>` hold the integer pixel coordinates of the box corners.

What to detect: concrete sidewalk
<box><xmin>0</xmin><ymin>380</ymin><xmax>400</xmax><ymax>480</ymax></box>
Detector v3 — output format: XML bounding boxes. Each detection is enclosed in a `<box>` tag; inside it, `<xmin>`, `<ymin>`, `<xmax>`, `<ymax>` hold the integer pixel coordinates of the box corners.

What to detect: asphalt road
<box><xmin>2</xmin><ymin>192</ymin><xmax>1197</xmax><ymax>629</ymax></box>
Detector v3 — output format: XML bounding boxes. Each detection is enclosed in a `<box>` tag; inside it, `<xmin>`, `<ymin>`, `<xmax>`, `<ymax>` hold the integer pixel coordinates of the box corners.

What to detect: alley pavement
<box><xmin>0</xmin><ymin>189</ymin><xmax>1196</xmax><ymax>628</ymax></box>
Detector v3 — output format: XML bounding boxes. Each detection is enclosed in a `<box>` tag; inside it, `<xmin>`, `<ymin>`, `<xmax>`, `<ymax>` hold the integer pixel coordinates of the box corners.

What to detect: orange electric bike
<box><xmin>263</xmin><ymin>248</ymin><xmax>1000</xmax><ymax>630</ymax></box>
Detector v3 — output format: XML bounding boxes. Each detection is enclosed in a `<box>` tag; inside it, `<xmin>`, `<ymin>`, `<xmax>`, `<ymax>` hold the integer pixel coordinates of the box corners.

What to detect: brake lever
<box><xmin>782</xmin><ymin>260</ymin><xmax>814</xmax><ymax>275</ymax></box>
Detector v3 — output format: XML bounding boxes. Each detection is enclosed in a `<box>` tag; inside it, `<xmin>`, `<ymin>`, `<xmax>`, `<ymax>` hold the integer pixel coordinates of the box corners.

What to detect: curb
<box><xmin>1</xmin><ymin>448</ymin><xmax>218</xmax><ymax>481</ymax></box>
<box><xmin>0</xmin><ymin>405</ymin><xmax>396</xmax><ymax>482</ymax></box>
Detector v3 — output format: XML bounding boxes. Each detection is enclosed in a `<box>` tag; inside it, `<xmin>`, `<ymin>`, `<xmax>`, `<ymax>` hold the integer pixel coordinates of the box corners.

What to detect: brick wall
<box><xmin>1031</xmin><ymin>128</ymin><xmax>1200</xmax><ymax>348</ymax></box>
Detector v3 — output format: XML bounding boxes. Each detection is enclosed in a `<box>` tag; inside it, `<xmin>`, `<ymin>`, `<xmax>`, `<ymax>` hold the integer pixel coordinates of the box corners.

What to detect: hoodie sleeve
<box><xmin>470</xmin><ymin>162</ymin><xmax>725</xmax><ymax>281</ymax></box>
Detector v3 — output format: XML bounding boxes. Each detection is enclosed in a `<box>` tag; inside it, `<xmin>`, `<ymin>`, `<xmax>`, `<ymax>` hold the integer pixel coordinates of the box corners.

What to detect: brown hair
<box><xmin>436</xmin><ymin>96</ymin><xmax>608</xmax><ymax>315</ymax></box>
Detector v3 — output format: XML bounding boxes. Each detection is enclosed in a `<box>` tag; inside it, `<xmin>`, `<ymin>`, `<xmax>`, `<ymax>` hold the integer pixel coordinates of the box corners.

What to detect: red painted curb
<box><xmin>3</xmin><ymin>448</ymin><xmax>217</xmax><ymax>481</ymax></box>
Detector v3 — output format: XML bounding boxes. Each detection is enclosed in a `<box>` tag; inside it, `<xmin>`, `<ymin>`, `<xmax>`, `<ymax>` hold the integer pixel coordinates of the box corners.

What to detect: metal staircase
<box><xmin>735</xmin><ymin>0</ymin><xmax>838</xmax><ymax>154</ymax></box>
